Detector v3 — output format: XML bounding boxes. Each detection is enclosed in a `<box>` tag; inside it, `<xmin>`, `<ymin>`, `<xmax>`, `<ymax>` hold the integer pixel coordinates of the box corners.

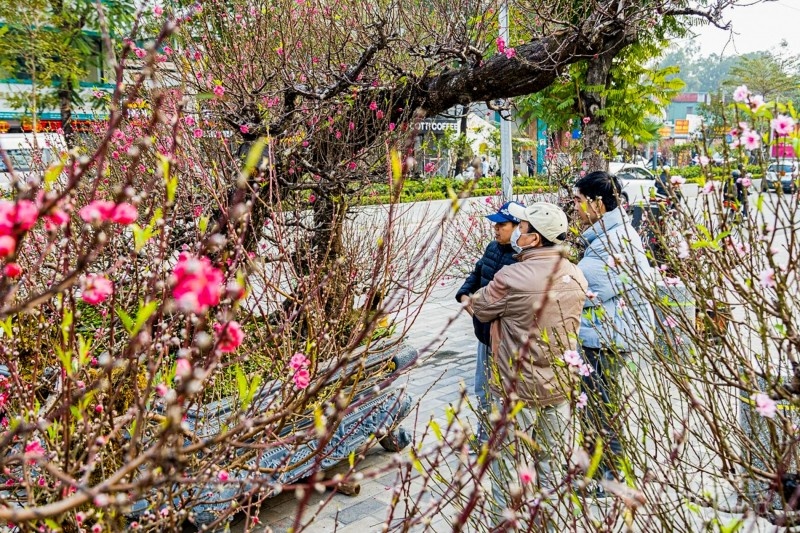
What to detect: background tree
<box><xmin>722</xmin><ymin>49</ymin><xmax>800</xmax><ymax>105</ymax></box>
<box><xmin>0</xmin><ymin>0</ymin><xmax>134</xmax><ymax>146</ymax></box>
<box><xmin>517</xmin><ymin>39</ymin><xmax>684</xmax><ymax>167</ymax></box>
<box><xmin>658</xmin><ymin>44</ymin><xmax>746</xmax><ymax>93</ymax></box>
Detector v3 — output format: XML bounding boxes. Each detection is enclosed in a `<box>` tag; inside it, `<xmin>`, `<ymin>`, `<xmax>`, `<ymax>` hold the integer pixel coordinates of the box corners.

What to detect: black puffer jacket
<box><xmin>456</xmin><ymin>241</ymin><xmax>517</xmax><ymax>346</ymax></box>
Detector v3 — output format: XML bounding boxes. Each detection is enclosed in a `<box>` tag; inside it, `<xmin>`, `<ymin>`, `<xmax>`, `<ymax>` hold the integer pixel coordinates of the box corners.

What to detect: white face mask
<box><xmin>510</xmin><ymin>227</ymin><xmax>524</xmax><ymax>253</ymax></box>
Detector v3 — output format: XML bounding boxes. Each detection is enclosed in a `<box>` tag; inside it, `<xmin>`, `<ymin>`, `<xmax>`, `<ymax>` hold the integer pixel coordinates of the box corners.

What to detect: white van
<box><xmin>0</xmin><ymin>133</ymin><xmax>66</xmax><ymax>191</ymax></box>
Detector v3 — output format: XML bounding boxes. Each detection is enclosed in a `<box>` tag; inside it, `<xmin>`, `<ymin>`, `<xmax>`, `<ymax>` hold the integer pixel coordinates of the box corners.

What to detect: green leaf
<box><xmin>586</xmin><ymin>438</ymin><xmax>604</xmax><ymax>480</ymax></box>
<box><xmin>0</xmin><ymin>316</ymin><xmax>12</xmax><ymax>339</ymax></box>
<box><xmin>509</xmin><ymin>400</ymin><xmax>526</xmax><ymax>419</ymax></box>
<box><xmin>429</xmin><ymin>420</ymin><xmax>443</xmax><ymax>441</ymax></box>
<box><xmin>132</xmin><ymin>208</ymin><xmax>162</xmax><ymax>252</ymax></box>
<box><xmin>55</xmin><ymin>345</ymin><xmax>72</xmax><ymax>376</ymax></box>
<box><xmin>197</xmin><ymin>216</ymin><xmax>209</xmax><ymax>234</ymax></box>
<box><xmin>720</xmin><ymin>518</ymin><xmax>743</xmax><ymax>533</ymax></box>
<box><xmin>241</xmin><ymin>137</ymin><xmax>267</xmax><ymax>180</ymax></box>
<box><xmin>77</xmin><ymin>334</ymin><xmax>92</xmax><ymax>367</ymax></box>
<box><xmin>61</xmin><ymin>306</ymin><xmax>73</xmax><ymax>344</ymax></box>
<box><xmin>116</xmin><ymin>307</ymin><xmax>134</xmax><ymax>334</ymax></box>
<box><xmin>44</xmin><ymin>518</ymin><xmax>62</xmax><ymax>532</ymax></box>
<box><xmin>235</xmin><ymin>365</ymin><xmax>248</xmax><ymax>402</ymax></box>
<box><xmin>314</xmin><ymin>405</ymin><xmax>326</xmax><ymax>437</ymax></box>
<box><xmin>157</xmin><ymin>153</ymin><xmax>176</xmax><ymax>203</ymax></box>
<box><xmin>44</xmin><ymin>160</ymin><xmax>64</xmax><ymax>189</ymax></box>
<box><xmin>132</xmin><ymin>300</ymin><xmax>159</xmax><ymax>336</ymax></box>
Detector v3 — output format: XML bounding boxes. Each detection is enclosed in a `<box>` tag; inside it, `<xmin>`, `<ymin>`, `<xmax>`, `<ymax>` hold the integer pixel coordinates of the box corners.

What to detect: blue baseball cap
<box><xmin>486</xmin><ymin>201</ymin><xmax>523</xmax><ymax>223</ymax></box>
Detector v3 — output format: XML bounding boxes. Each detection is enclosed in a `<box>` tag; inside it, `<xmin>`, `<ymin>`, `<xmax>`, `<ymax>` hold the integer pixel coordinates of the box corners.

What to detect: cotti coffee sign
<box><xmin>414</xmin><ymin>118</ymin><xmax>458</xmax><ymax>133</ymax></box>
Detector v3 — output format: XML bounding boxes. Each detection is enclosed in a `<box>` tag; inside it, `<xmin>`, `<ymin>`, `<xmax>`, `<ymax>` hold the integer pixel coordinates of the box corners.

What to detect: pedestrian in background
<box><xmin>456</xmin><ymin>201</ymin><xmax>521</xmax><ymax>444</ymax></box>
<box><xmin>572</xmin><ymin>171</ymin><xmax>655</xmax><ymax>494</ymax></box>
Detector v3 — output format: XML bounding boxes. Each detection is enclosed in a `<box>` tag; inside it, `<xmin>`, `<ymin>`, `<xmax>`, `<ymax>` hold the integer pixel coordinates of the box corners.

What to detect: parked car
<box><xmin>761</xmin><ymin>160</ymin><xmax>798</xmax><ymax>193</ymax></box>
<box><xmin>608</xmin><ymin>162</ymin><xmax>658</xmax><ymax>208</ymax></box>
<box><xmin>0</xmin><ymin>133</ymin><xmax>64</xmax><ymax>191</ymax></box>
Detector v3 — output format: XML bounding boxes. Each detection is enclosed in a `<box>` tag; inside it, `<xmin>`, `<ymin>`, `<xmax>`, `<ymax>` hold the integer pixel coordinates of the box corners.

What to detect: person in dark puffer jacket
<box><xmin>456</xmin><ymin>201</ymin><xmax>521</xmax><ymax>443</ymax></box>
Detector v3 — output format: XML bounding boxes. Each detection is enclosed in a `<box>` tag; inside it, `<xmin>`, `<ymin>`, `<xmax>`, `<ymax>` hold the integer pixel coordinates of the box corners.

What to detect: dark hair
<box><xmin>574</xmin><ymin>170</ymin><xmax>623</xmax><ymax>212</ymax></box>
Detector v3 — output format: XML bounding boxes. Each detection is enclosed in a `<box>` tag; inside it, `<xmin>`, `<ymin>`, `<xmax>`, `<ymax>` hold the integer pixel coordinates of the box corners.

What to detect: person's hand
<box><xmin>460</xmin><ymin>294</ymin><xmax>474</xmax><ymax>316</ymax></box>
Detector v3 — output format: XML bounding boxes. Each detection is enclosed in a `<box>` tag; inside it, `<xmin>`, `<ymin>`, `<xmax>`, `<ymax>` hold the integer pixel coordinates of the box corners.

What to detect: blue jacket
<box><xmin>577</xmin><ymin>207</ymin><xmax>655</xmax><ymax>351</ymax></box>
<box><xmin>456</xmin><ymin>241</ymin><xmax>517</xmax><ymax>346</ymax></box>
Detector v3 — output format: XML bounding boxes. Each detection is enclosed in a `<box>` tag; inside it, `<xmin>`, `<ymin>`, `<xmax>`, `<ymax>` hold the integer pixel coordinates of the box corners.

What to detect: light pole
<box><xmin>499</xmin><ymin>2</ymin><xmax>513</xmax><ymax>200</ymax></box>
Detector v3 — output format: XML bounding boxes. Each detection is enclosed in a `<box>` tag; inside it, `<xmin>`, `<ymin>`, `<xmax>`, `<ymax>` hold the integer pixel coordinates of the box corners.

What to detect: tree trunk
<box><xmin>59</xmin><ymin>81</ymin><xmax>75</xmax><ymax>148</ymax></box>
<box><xmin>580</xmin><ymin>49</ymin><xmax>617</xmax><ymax>172</ymax></box>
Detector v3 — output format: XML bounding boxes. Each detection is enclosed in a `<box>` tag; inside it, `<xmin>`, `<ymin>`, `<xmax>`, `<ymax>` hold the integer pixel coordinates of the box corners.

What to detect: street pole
<box><xmin>499</xmin><ymin>2</ymin><xmax>513</xmax><ymax>201</ymax></box>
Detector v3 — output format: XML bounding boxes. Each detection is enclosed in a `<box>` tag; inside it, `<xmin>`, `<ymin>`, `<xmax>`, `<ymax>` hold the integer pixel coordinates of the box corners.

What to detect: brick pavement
<box><xmin>227</xmin><ymin>280</ymin><xmax>478</xmax><ymax>532</ymax></box>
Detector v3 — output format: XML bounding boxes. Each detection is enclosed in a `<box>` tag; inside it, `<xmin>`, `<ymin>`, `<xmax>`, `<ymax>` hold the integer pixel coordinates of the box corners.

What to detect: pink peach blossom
<box><xmin>79</xmin><ymin>200</ymin><xmax>116</xmax><ymax>224</ymax></box>
<box><xmin>562</xmin><ymin>350</ymin><xmax>582</xmax><ymax>367</ymax></box>
<box><xmin>748</xmin><ymin>94</ymin><xmax>765</xmax><ymax>110</ymax></box>
<box><xmin>171</xmin><ymin>253</ymin><xmax>224</xmax><ymax>313</ymax></box>
<box><xmin>754</xmin><ymin>393</ymin><xmax>777</xmax><ymax>418</ymax></box>
<box><xmin>3</xmin><ymin>263</ymin><xmax>21</xmax><ymax>278</ymax></box>
<box><xmin>740</xmin><ymin>130</ymin><xmax>761</xmax><ymax>151</ymax></box>
<box><xmin>110</xmin><ymin>203</ymin><xmax>138</xmax><ymax>225</ymax></box>
<box><xmin>175</xmin><ymin>358</ymin><xmax>192</xmax><ymax>378</ymax></box>
<box><xmin>289</xmin><ymin>352</ymin><xmax>310</xmax><ymax>370</ymax></box>
<box><xmin>46</xmin><ymin>208</ymin><xmax>70</xmax><ymax>228</ymax></box>
<box><xmin>0</xmin><ymin>200</ymin><xmax>38</xmax><ymax>233</ymax></box>
<box><xmin>81</xmin><ymin>275</ymin><xmax>113</xmax><ymax>305</ymax></box>
<box><xmin>214</xmin><ymin>321</ymin><xmax>244</xmax><ymax>353</ymax></box>
<box><xmin>732</xmin><ymin>85</ymin><xmax>749</xmax><ymax>103</ymax></box>
<box><xmin>0</xmin><ymin>236</ymin><xmax>15</xmax><ymax>258</ymax></box>
<box><xmin>576</xmin><ymin>392</ymin><xmax>588</xmax><ymax>409</ymax></box>
<box><xmin>759</xmin><ymin>267</ymin><xmax>776</xmax><ymax>288</ymax></box>
<box><xmin>293</xmin><ymin>368</ymin><xmax>311</xmax><ymax>389</ymax></box>
<box><xmin>771</xmin><ymin>115</ymin><xmax>796</xmax><ymax>136</ymax></box>
<box><xmin>518</xmin><ymin>465</ymin><xmax>535</xmax><ymax>485</ymax></box>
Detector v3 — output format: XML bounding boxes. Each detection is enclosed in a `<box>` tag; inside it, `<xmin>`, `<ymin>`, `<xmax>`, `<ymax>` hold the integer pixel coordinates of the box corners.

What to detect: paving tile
<box><xmin>334</xmin><ymin>498</ymin><xmax>389</xmax><ymax>526</ymax></box>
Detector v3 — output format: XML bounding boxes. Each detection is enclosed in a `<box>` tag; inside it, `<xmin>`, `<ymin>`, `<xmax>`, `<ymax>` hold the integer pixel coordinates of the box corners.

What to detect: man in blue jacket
<box><xmin>573</xmin><ymin>171</ymin><xmax>655</xmax><ymax>493</ymax></box>
<box><xmin>456</xmin><ymin>201</ymin><xmax>521</xmax><ymax>444</ymax></box>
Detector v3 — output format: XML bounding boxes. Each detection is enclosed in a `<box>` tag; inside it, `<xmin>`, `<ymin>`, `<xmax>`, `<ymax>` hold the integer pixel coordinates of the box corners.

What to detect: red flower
<box><xmin>3</xmin><ymin>263</ymin><xmax>22</xmax><ymax>278</ymax></box>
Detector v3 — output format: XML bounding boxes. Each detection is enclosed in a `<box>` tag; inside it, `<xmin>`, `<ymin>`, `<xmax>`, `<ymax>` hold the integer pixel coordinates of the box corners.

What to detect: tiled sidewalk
<box><xmin>230</xmin><ymin>281</ymin><xmax>477</xmax><ymax>532</ymax></box>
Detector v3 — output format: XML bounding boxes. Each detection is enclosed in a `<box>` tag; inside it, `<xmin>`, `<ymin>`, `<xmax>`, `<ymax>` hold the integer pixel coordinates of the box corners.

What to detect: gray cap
<box><xmin>507</xmin><ymin>202</ymin><xmax>569</xmax><ymax>244</ymax></box>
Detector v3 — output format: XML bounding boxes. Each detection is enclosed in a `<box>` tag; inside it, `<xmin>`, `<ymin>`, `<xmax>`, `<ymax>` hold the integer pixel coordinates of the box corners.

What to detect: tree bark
<box><xmin>59</xmin><ymin>80</ymin><xmax>75</xmax><ymax>148</ymax></box>
<box><xmin>416</xmin><ymin>15</ymin><xmax>634</xmax><ymax>117</ymax></box>
<box><xmin>580</xmin><ymin>49</ymin><xmax>617</xmax><ymax>172</ymax></box>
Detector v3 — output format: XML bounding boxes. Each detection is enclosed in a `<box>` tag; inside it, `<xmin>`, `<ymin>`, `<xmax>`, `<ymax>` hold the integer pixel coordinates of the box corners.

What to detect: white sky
<box><xmin>685</xmin><ymin>0</ymin><xmax>800</xmax><ymax>57</ymax></box>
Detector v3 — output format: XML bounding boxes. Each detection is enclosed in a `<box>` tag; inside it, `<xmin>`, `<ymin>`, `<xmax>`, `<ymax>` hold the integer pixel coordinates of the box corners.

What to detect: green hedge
<box><xmin>355</xmin><ymin>183</ymin><xmax>560</xmax><ymax>206</ymax></box>
<box><xmin>675</xmin><ymin>165</ymin><xmax>763</xmax><ymax>181</ymax></box>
